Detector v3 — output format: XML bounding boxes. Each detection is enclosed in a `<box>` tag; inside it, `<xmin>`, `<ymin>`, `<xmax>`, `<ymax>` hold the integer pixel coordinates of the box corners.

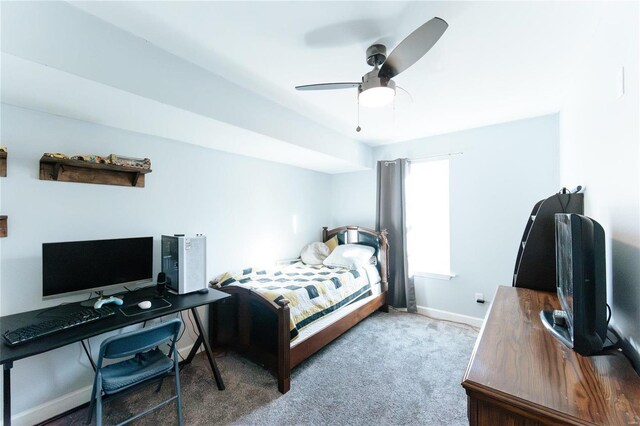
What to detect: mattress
<box><xmin>214</xmin><ymin>262</ymin><xmax>381</xmax><ymax>340</ymax></box>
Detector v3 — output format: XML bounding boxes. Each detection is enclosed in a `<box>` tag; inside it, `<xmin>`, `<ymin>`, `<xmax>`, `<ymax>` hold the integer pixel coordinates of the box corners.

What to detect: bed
<box><xmin>208</xmin><ymin>226</ymin><xmax>389</xmax><ymax>393</ymax></box>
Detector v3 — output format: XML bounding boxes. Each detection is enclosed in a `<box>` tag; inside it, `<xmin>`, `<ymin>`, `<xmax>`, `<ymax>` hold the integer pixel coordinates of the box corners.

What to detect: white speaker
<box><xmin>161</xmin><ymin>234</ymin><xmax>207</xmax><ymax>294</ymax></box>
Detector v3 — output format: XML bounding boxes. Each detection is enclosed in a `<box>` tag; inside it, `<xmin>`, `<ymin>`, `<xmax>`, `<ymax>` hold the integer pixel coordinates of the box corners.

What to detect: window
<box><xmin>406</xmin><ymin>159</ymin><xmax>452</xmax><ymax>279</ymax></box>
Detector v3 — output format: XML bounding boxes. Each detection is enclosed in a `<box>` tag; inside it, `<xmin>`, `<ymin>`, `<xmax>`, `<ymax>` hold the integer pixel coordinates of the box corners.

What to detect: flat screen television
<box><xmin>541</xmin><ymin>213</ymin><xmax>607</xmax><ymax>356</ymax></box>
<box><xmin>42</xmin><ymin>237</ymin><xmax>153</xmax><ymax>299</ymax></box>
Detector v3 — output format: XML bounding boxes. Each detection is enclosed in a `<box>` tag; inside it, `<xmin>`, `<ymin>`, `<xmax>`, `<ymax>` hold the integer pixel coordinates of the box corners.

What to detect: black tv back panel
<box><xmin>513</xmin><ymin>191</ymin><xmax>583</xmax><ymax>292</ymax></box>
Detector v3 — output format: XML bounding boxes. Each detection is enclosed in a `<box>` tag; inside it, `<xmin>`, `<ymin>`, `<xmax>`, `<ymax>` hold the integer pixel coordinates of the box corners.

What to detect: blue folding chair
<box><xmin>87</xmin><ymin>318</ymin><xmax>183</xmax><ymax>425</ymax></box>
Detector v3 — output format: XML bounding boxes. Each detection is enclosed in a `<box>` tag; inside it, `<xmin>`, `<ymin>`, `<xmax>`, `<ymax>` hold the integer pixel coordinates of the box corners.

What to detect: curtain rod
<box><xmin>381</xmin><ymin>152</ymin><xmax>463</xmax><ymax>165</ymax></box>
<box><xmin>410</xmin><ymin>151</ymin><xmax>463</xmax><ymax>162</ymax></box>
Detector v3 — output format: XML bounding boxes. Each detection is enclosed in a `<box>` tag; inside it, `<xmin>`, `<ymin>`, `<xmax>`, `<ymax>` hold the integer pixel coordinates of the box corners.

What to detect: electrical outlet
<box><xmin>475</xmin><ymin>293</ymin><xmax>485</xmax><ymax>303</ymax></box>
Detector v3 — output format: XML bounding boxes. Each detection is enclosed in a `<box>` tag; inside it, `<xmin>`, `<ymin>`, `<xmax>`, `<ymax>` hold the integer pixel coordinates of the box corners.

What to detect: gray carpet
<box><xmin>50</xmin><ymin>311</ymin><xmax>477</xmax><ymax>425</ymax></box>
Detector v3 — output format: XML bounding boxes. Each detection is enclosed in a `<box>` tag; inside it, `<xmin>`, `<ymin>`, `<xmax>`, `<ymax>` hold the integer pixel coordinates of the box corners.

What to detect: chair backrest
<box><xmin>100</xmin><ymin>318</ymin><xmax>182</xmax><ymax>359</ymax></box>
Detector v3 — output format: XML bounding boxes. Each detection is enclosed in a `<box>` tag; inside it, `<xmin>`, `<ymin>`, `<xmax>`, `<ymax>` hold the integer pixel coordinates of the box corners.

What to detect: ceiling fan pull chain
<box><xmin>356</xmin><ymin>93</ymin><xmax>361</xmax><ymax>132</ymax></box>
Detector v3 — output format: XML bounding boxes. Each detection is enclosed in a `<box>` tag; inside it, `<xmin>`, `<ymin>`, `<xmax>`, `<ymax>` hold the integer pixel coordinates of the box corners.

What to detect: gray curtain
<box><xmin>376</xmin><ymin>158</ymin><xmax>416</xmax><ymax>313</ymax></box>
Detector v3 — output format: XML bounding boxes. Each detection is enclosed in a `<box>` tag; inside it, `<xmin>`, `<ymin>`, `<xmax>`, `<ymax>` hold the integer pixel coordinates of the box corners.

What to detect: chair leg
<box><xmin>155</xmin><ymin>377</ymin><xmax>164</xmax><ymax>393</ymax></box>
<box><xmin>96</xmin><ymin>379</ymin><xmax>103</xmax><ymax>426</ymax></box>
<box><xmin>86</xmin><ymin>380</ymin><xmax>97</xmax><ymax>424</ymax></box>
<box><xmin>174</xmin><ymin>347</ymin><xmax>183</xmax><ymax>426</ymax></box>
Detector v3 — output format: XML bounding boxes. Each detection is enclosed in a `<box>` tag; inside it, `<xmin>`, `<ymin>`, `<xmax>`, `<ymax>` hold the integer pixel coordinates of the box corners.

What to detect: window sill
<box><xmin>413</xmin><ymin>271</ymin><xmax>457</xmax><ymax>281</ymax></box>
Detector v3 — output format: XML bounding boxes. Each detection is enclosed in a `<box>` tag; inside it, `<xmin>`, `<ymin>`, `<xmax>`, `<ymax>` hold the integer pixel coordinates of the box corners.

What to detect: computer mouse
<box><xmin>138</xmin><ymin>301</ymin><xmax>152</xmax><ymax>310</ymax></box>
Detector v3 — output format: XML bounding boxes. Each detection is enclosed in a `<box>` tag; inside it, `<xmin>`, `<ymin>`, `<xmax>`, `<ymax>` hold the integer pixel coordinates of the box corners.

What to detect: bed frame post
<box><xmin>322</xmin><ymin>226</ymin><xmax>329</xmax><ymax>242</ymax></box>
<box><xmin>277</xmin><ymin>299</ymin><xmax>291</xmax><ymax>394</ymax></box>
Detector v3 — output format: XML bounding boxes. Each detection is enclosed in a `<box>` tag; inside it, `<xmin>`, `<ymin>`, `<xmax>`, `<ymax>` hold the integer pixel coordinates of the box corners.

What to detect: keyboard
<box><xmin>2</xmin><ymin>305</ymin><xmax>117</xmax><ymax>346</ymax></box>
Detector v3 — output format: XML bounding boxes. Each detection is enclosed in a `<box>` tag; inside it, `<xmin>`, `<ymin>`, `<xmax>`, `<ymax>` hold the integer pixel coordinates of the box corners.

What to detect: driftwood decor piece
<box><xmin>0</xmin><ymin>216</ymin><xmax>7</xmax><ymax>238</ymax></box>
<box><xmin>0</xmin><ymin>148</ymin><xmax>6</xmax><ymax>177</ymax></box>
<box><xmin>39</xmin><ymin>155</ymin><xmax>151</xmax><ymax>187</ymax></box>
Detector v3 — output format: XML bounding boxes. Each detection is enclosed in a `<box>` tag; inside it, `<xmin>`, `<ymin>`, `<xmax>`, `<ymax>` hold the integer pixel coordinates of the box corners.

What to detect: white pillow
<box><xmin>323</xmin><ymin>244</ymin><xmax>375</xmax><ymax>269</ymax></box>
<box><xmin>300</xmin><ymin>242</ymin><xmax>331</xmax><ymax>265</ymax></box>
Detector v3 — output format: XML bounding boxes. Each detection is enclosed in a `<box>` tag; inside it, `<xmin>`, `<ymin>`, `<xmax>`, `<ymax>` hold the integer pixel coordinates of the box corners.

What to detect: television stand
<box><xmin>462</xmin><ymin>286</ymin><xmax>640</xmax><ymax>425</ymax></box>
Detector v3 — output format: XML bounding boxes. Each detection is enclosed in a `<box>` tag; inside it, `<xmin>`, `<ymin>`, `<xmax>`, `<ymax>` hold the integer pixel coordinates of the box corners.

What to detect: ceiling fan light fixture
<box><xmin>359</xmin><ymin>71</ymin><xmax>396</xmax><ymax>108</ymax></box>
<box><xmin>359</xmin><ymin>86</ymin><xmax>396</xmax><ymax>108</ymax></box>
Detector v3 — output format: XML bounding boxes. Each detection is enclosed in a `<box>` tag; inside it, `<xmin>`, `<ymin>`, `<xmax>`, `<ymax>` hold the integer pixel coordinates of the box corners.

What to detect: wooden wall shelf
<box><xmin>39</xmin><ymin>156</ymin><xmax>151</xmax><ymax>187</ymax></box>
<box><xmin>0</xmin><ymin>151</ymin><xmax>6</xmax><ymax>177</ymax></box>
<box><xmin>0</xmin><ymin>216</ymin><xmax>7</xmax><ymax>238</ymax></box>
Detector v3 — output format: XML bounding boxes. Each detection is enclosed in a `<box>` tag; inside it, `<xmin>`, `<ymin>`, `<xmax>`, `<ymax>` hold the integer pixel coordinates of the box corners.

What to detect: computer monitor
<box><xmin>42</xmin><ymin>237</ymin><xmax>153</xmax><ymax>299</ymax></box>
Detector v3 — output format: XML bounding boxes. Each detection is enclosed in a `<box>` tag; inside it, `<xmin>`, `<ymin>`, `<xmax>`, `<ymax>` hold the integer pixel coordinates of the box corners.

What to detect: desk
<box><xmin>462</xmin><ymin>286</ymin><xmax>640</xmax><ymax>425</ymax></box>
<box><xmin>0</xmin><ymin>287</ymin><xmax>230</xmax><ymax>425</ymax></box>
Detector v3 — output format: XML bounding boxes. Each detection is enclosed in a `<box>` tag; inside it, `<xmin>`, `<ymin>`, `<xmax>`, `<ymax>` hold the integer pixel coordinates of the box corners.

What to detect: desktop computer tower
<box><xmin>161</xmin><ymin>235</ymin><xmax>207</xmax><ymax>294</ymax></box>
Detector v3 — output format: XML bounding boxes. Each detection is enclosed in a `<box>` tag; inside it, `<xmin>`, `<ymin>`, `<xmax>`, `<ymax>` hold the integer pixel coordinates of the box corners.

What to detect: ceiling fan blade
<box><xmin>295</xmin><ymin>82</ymin><xmax>360</xmax><ymax>91</ymax></box>
<box><xmin>379</xmin><ymin>17</ymin><xmax>448</xmax><ymax>79</ymax></box>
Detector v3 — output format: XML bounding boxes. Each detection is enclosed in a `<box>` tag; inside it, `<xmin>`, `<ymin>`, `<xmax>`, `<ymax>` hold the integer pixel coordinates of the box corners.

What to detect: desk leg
<box><xmin>81</xmin><ymin>340</ymin><xmax>97</xmax><ymax>372</ymax></box>
<box><xmin>183</xmin><ymin>334</ymin><xmax>203</xmax><ymax>364</ymax></box>
<box><xmin>4</xmin><ymin>361</ymin><xmax>12</xmax><ymax>426</ymax></box>
<box><xmin>190</xmin><ymin>307</ymin><xmax>225</xmax><ymax>391</ymax></box>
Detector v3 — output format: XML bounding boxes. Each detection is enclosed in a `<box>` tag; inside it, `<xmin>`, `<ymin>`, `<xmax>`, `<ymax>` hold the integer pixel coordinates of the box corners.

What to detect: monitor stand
<box><xmin>80</xmin><ymin>291</ymin><xmax>124</xmax><ymax>309</ymax></box>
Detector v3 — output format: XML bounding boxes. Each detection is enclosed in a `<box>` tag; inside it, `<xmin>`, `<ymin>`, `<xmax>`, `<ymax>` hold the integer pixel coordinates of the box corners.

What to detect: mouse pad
<box><xmin>120</xmin><ymin>298</ymin><xmax>172</xmax><ymax>317</ymax></box>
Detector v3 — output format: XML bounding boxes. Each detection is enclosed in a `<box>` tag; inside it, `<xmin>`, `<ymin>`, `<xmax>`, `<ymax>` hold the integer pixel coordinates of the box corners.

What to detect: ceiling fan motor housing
<box><xmin>366</xmin><ymin>44</ymin><xmax>387</xmax><ymax>67</ymax></box>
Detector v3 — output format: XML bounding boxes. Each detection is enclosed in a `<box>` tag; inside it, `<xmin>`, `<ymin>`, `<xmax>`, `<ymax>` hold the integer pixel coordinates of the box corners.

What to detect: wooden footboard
<box><xmin>209</xmin><ymin>286</ymin><xmax>292</xmax><ymax>392</ymax></box>
<box><xmin>209</xmin><ymin>225</ymin><xmax>389</xmax><ymax>394</ymax></box>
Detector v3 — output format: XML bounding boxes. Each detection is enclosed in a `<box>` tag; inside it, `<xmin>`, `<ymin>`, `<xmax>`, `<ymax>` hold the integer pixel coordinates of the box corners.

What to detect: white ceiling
<box><xmin>71</xmin><ymin>1</ymin><xmax>603</xmax><ymax>146</ymax></box>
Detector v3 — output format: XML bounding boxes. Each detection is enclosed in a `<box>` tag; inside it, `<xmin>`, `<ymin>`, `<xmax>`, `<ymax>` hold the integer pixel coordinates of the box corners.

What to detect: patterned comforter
<box><xmin>213</xmin><ymin>262</ymin><xmax>380</xmax><ymax>339</ymax></box>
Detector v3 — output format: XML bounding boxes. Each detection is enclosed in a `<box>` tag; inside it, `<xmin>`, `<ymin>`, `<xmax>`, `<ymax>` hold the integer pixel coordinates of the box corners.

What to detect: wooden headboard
<box><xmin>322</xmin><ymin>226</ymin><xmax>388</xmax><ymax>289</ymax></box>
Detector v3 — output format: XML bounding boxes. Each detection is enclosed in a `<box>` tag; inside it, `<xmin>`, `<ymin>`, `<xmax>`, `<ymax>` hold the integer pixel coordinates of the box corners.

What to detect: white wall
<box><xmin>559</xmin><ymin>2</ymin><xmax>639</xmax><ymax>371</ymax></box>
<box><xmin>0</xmin><ymin>104</ymin><xmax>332</xmax><ymax>422</ymax></box>
<box><xmin>331</xmin><ymin>114</ymin><xmax>560</xmax><ymax>320</ymax></box>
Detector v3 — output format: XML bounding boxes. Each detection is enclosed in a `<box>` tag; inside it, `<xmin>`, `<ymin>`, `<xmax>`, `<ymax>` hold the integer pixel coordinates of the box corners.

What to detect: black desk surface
<box><xmin>0</xmin><ymin>287</ymin><xmax>230</xmax><ymax>365</ymax></box>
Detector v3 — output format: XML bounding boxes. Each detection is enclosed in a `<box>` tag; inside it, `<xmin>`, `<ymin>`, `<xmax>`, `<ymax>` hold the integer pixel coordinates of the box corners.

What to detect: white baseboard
<box><xmin>10</xmin><ymin>385</ymin><xmax>94</xmax><ymax>426</ymax></box>
<box><xmin>9</xmin><ymin>344</ymin><xmax>201</xmax><ymax>426</ymax></box>
<box><xmin>416</xmin><ymin>305</ymin><xmax>484</xmax><ymax>328</ymax></box>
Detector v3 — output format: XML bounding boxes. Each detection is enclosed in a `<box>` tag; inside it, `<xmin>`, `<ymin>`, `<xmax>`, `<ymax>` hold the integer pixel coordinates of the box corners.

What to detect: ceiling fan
<box><xmin>295</xmin><ymin>17</ymin><xmax>448</xmax><ymax>111</ymax></box>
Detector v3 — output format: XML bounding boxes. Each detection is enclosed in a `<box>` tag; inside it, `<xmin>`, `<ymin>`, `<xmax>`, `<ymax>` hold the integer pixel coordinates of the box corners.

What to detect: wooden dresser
<box><xmin>462</xmin><ymin>286</ymin><xmax>640</xmax><ymax>425</ymax></box>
